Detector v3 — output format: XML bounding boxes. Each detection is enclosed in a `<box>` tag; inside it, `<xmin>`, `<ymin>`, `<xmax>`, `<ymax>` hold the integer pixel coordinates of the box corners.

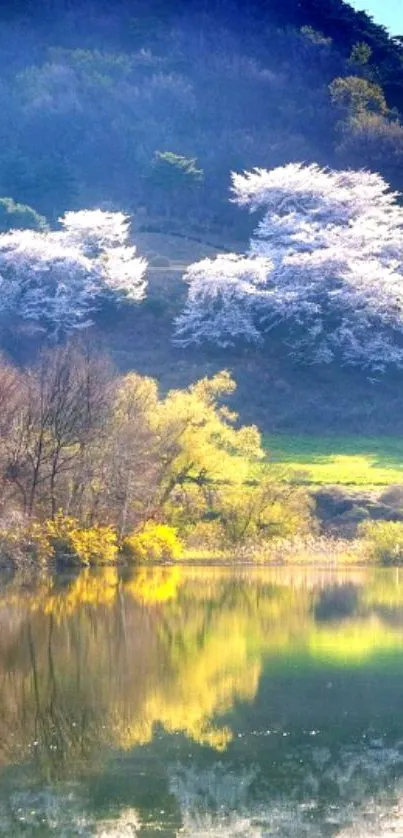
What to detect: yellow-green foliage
<box><xmin>0</xmin><ymin>516</ymin><xmax>119</xmax><ymax>566</ymax></box>
<box><xmin>198</xmin><ymin>479</ymin><xmax>314</xmax><ymax>547</ymax></box>
<box><xmin>150</xmin><ymin>370</ymin><xmax>263</xmax><ymax>489</ymax></box>
<box><xmin>38</xmin><ymin>514</ymin><xmax>118</xmax><ymax>565</ymax></box>
<box><xmin>359</xmin><ymin>520</ymin><xmax>403</xmax><ymax>566</ymax></box>
<box><xmin>122</xmin><ymin>522</ymin><xmax>183</xmax><ymax>562</ymax></box>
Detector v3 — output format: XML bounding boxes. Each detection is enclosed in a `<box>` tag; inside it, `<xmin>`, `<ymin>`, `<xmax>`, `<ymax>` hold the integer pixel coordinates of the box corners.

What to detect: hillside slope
<box><xmin>0</xmin><ymin>0</ymin><xmax>402</xmax><ymax>221</ymax></box>
<box><xmin>94</xmin><ymin>232</ymin><xmax>403</xmax><ymax>436</ymax></box>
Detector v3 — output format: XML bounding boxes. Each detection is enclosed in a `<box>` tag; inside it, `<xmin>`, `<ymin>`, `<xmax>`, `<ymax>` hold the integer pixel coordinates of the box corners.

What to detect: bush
<box><xmin>359</xmin><ymin>520</ymin><xmax>403</xmax><ymax>565</ymax></box>
<box><xmin>0</xmin><ymin>515</ymin><xmax>119</xmax><ymax>566</ymax></box>
<box><xmin>149</xmin><ymin>255</ymin><xmax>171</xmax><ymax>267</ymax></box>
<box><xmin>0</xmin><ymin>519</ymin><xmax>53</xmax><ymax>566</ymax></box>
<box><xmin>379</xmin><ymin>485</ymin><xmax>403</xmax><ymax>510</ymax></box>
<box><xmin>122</xmin><ymin>522</ymin><xmax>183</xmax><ymax>562</ymax></box>
<box><xmin>208</xmin><ymin>480</ymin><xmax>314</xmax><ymax>547</ymax></box>
<box><xmin>142</xmin><ymin>296</ymin><xmax>169</xmax><ymax>317</ymax></box>
<box><xmin>45</xmin><ymin>514</ymin><xmax>118</xmax><ymax>565</ymax></box>
<box><xmin>184</xmin><ymin>520</ymin><xmax>224</xmax><ymax>552</ymax></box>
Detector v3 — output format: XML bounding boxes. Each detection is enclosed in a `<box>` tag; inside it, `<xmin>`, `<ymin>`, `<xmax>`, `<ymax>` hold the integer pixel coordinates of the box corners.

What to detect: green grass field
<box><xmin>264</xmin><ymin>435</ymin><xmax>403</xmax><ymax>486</ymax></box>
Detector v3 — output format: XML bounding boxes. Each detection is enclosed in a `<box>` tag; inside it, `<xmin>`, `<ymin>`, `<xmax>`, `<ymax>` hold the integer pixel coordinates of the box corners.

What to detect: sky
<box><xmin>349</xmin><ymin>0</ymin><xmax>403</xmax><ymax>35</ymax></box>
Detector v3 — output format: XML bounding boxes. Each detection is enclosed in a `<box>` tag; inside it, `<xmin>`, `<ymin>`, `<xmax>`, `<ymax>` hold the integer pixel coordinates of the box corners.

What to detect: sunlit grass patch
<box><xmin>264</xmin><ymin>434</ymin><xmax>403</xmax><ymax>486</ymax></box>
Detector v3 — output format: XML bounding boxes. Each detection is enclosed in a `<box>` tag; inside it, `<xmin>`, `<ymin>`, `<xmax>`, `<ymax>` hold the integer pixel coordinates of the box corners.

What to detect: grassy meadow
<box><xmin>264</xmin><ymin>435</ymin><xmax>403</xmax><ymax>487</ymax></box>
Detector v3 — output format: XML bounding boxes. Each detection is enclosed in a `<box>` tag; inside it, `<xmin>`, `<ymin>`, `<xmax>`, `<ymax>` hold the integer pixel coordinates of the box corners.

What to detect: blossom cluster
<box><xmin>175</xmin><ymin>164</ymin><xmax>403</xmax><ymax>371</ymax></box>
<box><xmin>0</xmin><ymin>209</ymin><xmax>147</xmax><ymax>335</ymax></box>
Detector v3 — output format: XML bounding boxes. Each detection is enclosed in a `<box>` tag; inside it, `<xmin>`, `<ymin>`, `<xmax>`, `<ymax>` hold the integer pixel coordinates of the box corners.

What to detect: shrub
<box><xmin>0</xmin><ymin>515</ymin><xmax>118</xmax><ymax>566</ymax></box>
<box><xmin>359</xmin><ymin>520</ymin><xmax>403</xmax><ymax>565</ymax></box>
<box><xmin>45</xmin><ymin>514</ymin><xmax>118</xmax><ymax>565</ymax></box>
<box><xmin>207</xmin><ymin>480</ymin><xmax>314</xmax><ymax>547</ymax></box>
<box><xmin>0</xmin><ymin>519</ymin><xmax>53</xmax><ymax>566</ymax></box>
<box><xmin>142</xmin><ymin>296</ymin><xmax>169</xmax><ymax>317</ymax></box>
<box><xmin>122</xmin><ymin>522</ymin><xmax>183</xmax><ymax>562</ymax></box>
<box><xmin>379</xmin><ymin>485</ymin><xmax>403</xmax><ymax>510</ymax></box>
<box><xmin>149</xmin><ymin>255</ymin><xmax>171</xmax><ymax>267</ymax></box>
<box><xmin>184</xmin><ymin>520</ymin><xmax>224</xmax><ymax>552</ymax></box>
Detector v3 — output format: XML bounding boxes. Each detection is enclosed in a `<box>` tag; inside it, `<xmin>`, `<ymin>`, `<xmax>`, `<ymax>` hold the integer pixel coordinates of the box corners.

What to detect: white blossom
<box><xmin>60</xmin><ymin>209</ymin><xmax>130</xmax><ymax>248</ymax></box>
<box><xmin>174</xmin><ymin>163</ymin><xmax>403</xmax><ymax>370</ymax></box>
<box><xmin>175</xmin><ymin>254</ymin><xmax>273</xmax><ymax>347</ymax></box>
<box><xmin>0</xmin><ymin>210</ymin><xmax>147</xmax><ymax>336</ymax></box>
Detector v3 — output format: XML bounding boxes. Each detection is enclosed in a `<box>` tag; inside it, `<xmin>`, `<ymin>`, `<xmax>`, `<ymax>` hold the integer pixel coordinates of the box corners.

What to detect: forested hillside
<box><xmin>1</xmin><ymin>0</ymin><xmax>403</xmax><ymax>433</ymax></box>
<box><xmin>0</xmin><ymin>0</ymin><xmax>402</xmax><ymax>224</ymax></box>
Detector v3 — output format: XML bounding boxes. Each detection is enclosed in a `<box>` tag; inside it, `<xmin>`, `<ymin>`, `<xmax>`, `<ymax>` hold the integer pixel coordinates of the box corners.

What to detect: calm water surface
<box><xmin>1</xmin><ymin>565</ymin><xmax>403</xmax><ymax>836</ymax></box>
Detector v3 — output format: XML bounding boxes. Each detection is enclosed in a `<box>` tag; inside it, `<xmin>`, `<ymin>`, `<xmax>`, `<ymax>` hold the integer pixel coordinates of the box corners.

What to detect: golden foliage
<box><xmin>44</xmin><ymin>513</ymin><xmax>118</xmax><ymax>564</ymax></box>
<box><xmin>3</xmin><ymin>514</ymin><xmax>119</xmax><ymax>566</ymax></box>
<box><xmin>122</xmin><ymin>522</ymin><xmax>183</xmax><ymax>562</ymax></box>
<box><xmin>359</xmin><ymin>520</ymin><xmax>403</xmax><ymax>566</ymax></box>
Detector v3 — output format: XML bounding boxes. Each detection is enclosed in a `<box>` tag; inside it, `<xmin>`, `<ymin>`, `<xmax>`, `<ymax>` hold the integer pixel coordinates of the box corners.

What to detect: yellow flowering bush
<box><xmin>122</xmin><ymin>522</ymin><xmax>183</xmax><ymax>562</ymax></box>
<box><xmin>45</xmin><ymin>513</ymin><xmax>118</xmax><ymax>565</ymax></box>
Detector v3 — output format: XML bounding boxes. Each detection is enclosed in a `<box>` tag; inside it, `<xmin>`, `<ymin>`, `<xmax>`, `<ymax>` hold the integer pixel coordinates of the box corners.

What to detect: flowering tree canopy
<box><xmin>0</xmin><ymin>210</ymin><xmax>147</xmax><ymax>335</ymax></box>
<box><xmin>174</xmin><ymin>164</ymin><xmax>403</xmax><ymax>370</ymax></box>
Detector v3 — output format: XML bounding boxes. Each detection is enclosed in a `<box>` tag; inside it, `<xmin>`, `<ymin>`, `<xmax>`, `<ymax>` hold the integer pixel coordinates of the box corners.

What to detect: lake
<box><xmin>1</xmin><ymin>565</ymin><xmax>403</xmax><ymax>835</ymax></box>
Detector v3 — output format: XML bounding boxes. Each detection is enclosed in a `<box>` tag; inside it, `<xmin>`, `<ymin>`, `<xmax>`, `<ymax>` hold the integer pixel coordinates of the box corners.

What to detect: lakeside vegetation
<box><xmin>0</xmin><ymin>329</ymin><xmax>400</xmax><ymax>568</ymax></box>
<box><xmin>0</xmin><ymin>339</ymin><xmax>401</xmax><ymax>568</ymax></box>
<box><xmin>0</xmin><ymin>340</ymin><xmax>312</xmax><ymax>566</ymax></box>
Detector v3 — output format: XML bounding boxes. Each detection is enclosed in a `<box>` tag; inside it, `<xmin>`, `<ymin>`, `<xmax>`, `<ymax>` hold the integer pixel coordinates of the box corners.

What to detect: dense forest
<box><xmin>0</xmin><ymin>0</ymin><xmax>401</xmax><ymax>225</ymax></box>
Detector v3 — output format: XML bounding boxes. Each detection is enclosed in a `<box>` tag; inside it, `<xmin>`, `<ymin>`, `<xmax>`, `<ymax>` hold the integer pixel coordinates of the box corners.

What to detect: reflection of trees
<box><xmin>0</xmin><ymin>571</ymin><xmax>159</xmax><ymax>779</ymax></box>
<box><xmin>1</xmin><ymin>566</ymin><xmax>403</xmax><ymax>786</ymax></box>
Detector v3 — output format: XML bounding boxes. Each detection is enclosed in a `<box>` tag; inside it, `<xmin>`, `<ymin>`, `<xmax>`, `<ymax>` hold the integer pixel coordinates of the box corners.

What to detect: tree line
<box><xmin>0</xmin><ymin>341</ymin><xmax>312</xmax><ymax>563</ymax></box>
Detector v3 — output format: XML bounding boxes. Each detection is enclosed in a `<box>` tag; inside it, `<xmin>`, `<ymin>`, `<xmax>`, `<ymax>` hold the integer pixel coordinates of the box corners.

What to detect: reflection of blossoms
<box><xmin>0</xmin><ymin>210</ymin><xmax>147</xmax><ymax>336</ymax></box>
<box><xmin>169</xmin><ymin>764</ymin><xmax>262</xmax><ymax>837</ymax></box>
<box><xmin>96</xmin><ymin>808</ymin><xmax>140</xmax><ymax>837</ymax></box>
<box><xmin>175</xmin><ymin>164</ymin><xmax>403</xmax><ymax>371</ymax></box>
<box><xmin>167</xmin><ymin>741</ymin><xmax>403</xmax><ymax>838</ymax></box>
<box><xmin>0</xmin><ymin>787</ymin><xmax>141</xmax><ymax>836</ymax></box>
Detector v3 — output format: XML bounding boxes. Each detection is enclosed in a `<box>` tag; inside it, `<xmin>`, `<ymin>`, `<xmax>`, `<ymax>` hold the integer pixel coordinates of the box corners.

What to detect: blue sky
<box><xmin>349</xmin><ymin>0</ymin><xmax>403</xmax><ymax>34</ymax></box>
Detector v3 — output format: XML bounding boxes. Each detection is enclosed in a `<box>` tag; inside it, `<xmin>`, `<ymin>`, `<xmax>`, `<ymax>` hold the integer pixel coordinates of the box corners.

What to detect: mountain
<box><xmin>1</xmin><ymin>0</ymin><xmax>403</xmax><ymax>433</ymax></box>
<box><xmin>0</xmin><ymin>0</ymin><xmax>401</xmax><ymax>226</ymax></box>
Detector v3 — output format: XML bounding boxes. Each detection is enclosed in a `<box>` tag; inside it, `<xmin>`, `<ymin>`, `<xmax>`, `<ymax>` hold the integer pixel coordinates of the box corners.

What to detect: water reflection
<box><xmin>0</xmin><ymin>566</ymin><xmax>403</xmax><ymax>834</ymax></box>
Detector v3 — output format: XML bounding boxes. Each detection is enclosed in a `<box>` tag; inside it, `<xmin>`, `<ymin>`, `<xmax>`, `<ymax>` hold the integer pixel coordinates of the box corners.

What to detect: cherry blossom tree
<box><xmin>174</xmin><ymin>164</ymin><xmax>403</xmax><ymax>371</ymax></box>
<box><xmin>0</xmin><ymin>210</ymin><xmax>147</xmax><ymax>336</ymax></box>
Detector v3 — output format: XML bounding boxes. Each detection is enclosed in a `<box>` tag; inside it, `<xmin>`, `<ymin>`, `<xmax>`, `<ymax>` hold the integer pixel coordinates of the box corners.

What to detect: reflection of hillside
<box><xmin>0</xmin><ymin>566</ymin><xmax>403</xmax><ymax>782</ymax></box>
